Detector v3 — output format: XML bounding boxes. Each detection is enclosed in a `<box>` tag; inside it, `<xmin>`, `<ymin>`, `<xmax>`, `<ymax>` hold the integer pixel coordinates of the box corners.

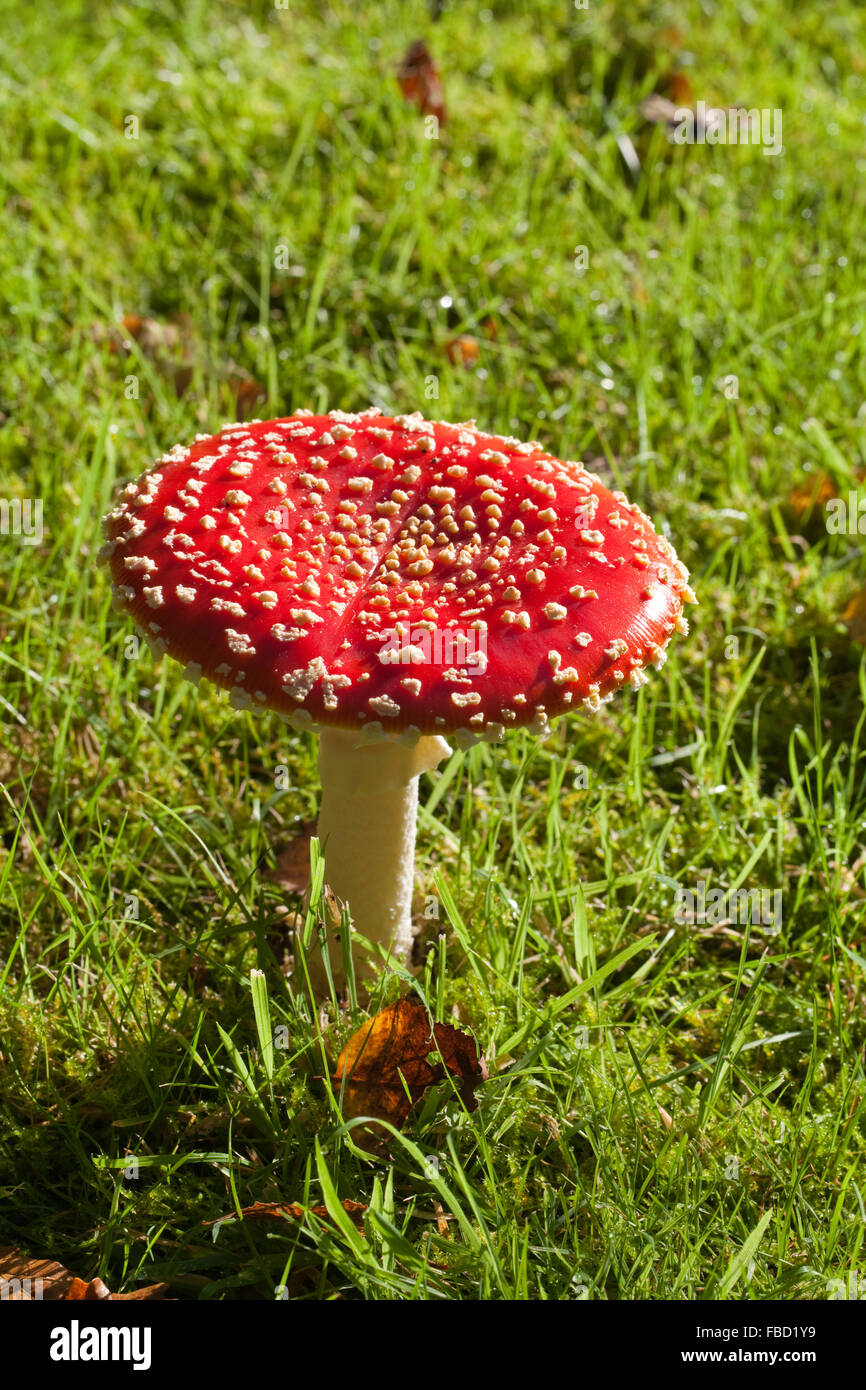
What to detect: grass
<box><xmin>1</xmin><ymin>0</ymin><xmax>865</xmax><ymax>1300</ymax></box>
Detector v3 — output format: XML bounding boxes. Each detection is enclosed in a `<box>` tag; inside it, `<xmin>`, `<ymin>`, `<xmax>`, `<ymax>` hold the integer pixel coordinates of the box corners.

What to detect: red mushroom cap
<box><xmin>101</xmin><ymin>410</ymin><xmax>695</xmax><ymax>742</ymax></box>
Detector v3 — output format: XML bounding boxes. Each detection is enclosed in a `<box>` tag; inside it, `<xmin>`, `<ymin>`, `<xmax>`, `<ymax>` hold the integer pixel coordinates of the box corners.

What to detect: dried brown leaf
<box><xmin>66</xmin><ymin>1277</ymin><xmax>112</xmax><ymax>1300</ymax></box>
<box><xmin>232</xmin><ymin>376</ymin><xmax>267</xmax><ymax>418</ymax></box>
<box><xmin>267</xmin><ymin>820</ymin><xmax>316</xmax><ymax>895</ymax></box>
<box><xmin>205</xmin><ymin>1199</ymin><xmax>365</xmax><ymax>1229</ymax></box>
<box><xmin>333</xmin><ymin>997</ymin><xmax>486</xmax><ymax>1129</ymax></box>
<box><xmin>444</xmin><ymin>336</ymin><xmax>479</xmax><ymax>367</ymax></box>
<box><xmin>786</xmin><ymin>470</ymin><xmax>836</xmax><ymax>523</ymax></box>
<box><xmin>397</xmin><ymin>40</ymin><xmax>446</xmax><ymax>124</ymax></box>
<box><xmin>0</xmin><ymin>1248</ymin><xmax>169</xmax><ymax>1300</ymax></box>
<box><xmin>664</xmin><ymin>70</ymin><xmax>695</xmax><ymax>106</ymax></box>
<box><xmin>0</xmin><ymin>1248</ymin><xmax>76</xmax><ymax>1300</ymax></box>
<box><xmin>97</xmin><ymin>314</ymin><xmax>183</xmax><ymax>358</ymax></box>
<box><xmin>844</xmin><ymin>587</ymin><xmax>866</xmax><ymax>644</ymax></box>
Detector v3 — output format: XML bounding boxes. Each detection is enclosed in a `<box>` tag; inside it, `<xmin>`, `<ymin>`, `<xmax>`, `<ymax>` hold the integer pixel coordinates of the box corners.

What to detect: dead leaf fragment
<box><xmin>444</xmin><ymin>335</ymin><xmax>479</xmax><ymax>367</ymax></box>
<box><xmin>844</xmin><ymin>587</ymin><xmax>866</xmax><ymax>644</ymax></box>
<box><xmin>265</xmin><ymin>906</ymin><xmax>302</xmax><ymax>973</ymax></box>
<box><xmin>124</xmin><ymin>315</ymin><xmax>182</xmax><ymax>357</ymax></box>
<box><xmin>66</xmin><ymin>1277</ymin><xmax>112</xmax><ymax>1300</ymax></box>
<box><xmin>0</xmin><ymin>1248</ymin><xmax>77</xmax><ymax>1300</ymax></box>
<box><xmin>664</xmin><ymin>70</ymin><xmax>695</xmax><ymax>107</ymax></box>
<box><xmin>206</xmin><ymin>1199</ymin><xmax>366</xmax><ymax>1230</ymax></box>
<box><xmin>397</xmin><ymin>40</ymin><xmax>446</xmax><ymax>125</ymax></box>
<box><xmin>232</xmin><ymin>375</ymin><xmax>267</xmax><ymax>418</ymax></box>
<box><xmin>105</xmin><ymin>1284</ymin><xmax>171</xmax><ymax>1301</ymax></box>
<box><xmin>266</xmin><ymin>820</ymin><xmax>316</xmax><ymax>895</ymax></box>
<box><xmin>94</xmin><ymin>314</ymin><xmax>183</xmax><ymax>359</ymax></box>
<box><xmin>0</xmin><ymin>1248</ymin><xmax>168</xmax><ymax>1300</ymax></box>
<box><xmin>786</xmin><ymin>470</ymin><xmax>836</xmax><ymax>523</ymax></box>
<box><xmin>333</xmin><ymin>997</ymin><xmax>486</xmax><ymax>1128</ymax></box>
<box><xmin>185</xmin><ymin>951</ymin><xmax>211</xmax><ymax>996</ymax></box>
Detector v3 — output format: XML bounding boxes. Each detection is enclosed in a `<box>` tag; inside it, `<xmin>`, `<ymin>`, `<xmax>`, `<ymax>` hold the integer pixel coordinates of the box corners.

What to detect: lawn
<box><xmin>1</xmin><ymin>0</ymin><xmax>865</xmax><ymax>1300</ymax></box>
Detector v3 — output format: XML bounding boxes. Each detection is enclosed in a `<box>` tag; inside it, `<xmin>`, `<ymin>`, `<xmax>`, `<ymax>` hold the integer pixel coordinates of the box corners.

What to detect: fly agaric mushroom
<box><xmin>100</xmin><ymin>409</ymin><xmax>695</xmax><ymax>994</ymax></box>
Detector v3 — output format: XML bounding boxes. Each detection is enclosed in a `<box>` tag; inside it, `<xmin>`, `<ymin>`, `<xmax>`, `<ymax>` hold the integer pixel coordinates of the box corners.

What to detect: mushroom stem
<box><xmin>306</xmin><ymin>727</ymin><xmax>452</xmax><ymax>994</ymax></box>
